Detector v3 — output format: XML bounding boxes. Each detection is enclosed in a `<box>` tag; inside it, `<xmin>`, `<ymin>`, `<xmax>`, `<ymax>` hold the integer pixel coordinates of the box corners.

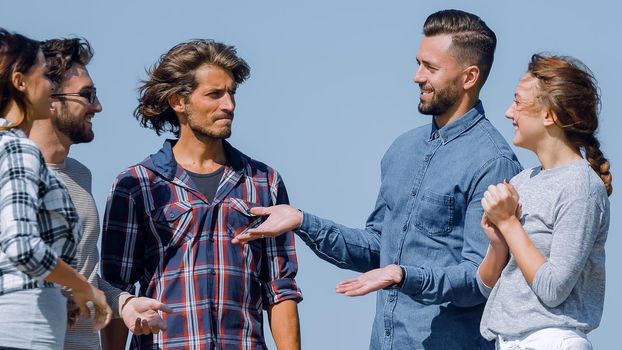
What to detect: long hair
<box><xmin>0</xmin><ymin>28</ymin><xmax>41</xmax><ymax>130</ymax></box>
<box><xmin>135</xmin><ymin>39</ymin><xmax>250</xmax><ymax>137</ymax></box>
<box><xmin>528</xmin><ymin>54</ymin><xmax>612</xmax><ymax>196</ymax></box>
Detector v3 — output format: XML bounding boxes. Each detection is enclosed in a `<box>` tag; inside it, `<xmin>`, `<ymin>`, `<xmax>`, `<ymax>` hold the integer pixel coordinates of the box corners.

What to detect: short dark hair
<box><xmin>41</xmin><ymin>38</ymin><xmax>93</xmax><ymax>89</ymax></box>
<box><xmin>423</xmin><ymin>9</ymin><xmax>497</xmax><ymax>87</ymax></box>
<box><xmin>0</xmin><ymin>28</ymin><xmax>41</xmax><ymax>130</ymax></box>
<box><xmin>135</xmin><ymin>39</ymin><xmax>250</xmax><ymax>137</ymax></box>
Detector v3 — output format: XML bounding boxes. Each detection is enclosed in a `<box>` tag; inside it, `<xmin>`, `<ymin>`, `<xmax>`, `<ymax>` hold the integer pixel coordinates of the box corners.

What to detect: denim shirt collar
<box><xmin>430</xmin><ymin>101</ymin><xmax>486</xmax><ymax>143</ymax></box>
<box><xmin>144</xmin><ymin>139</ymin><xmax>248</xmax><ymax>181</ymax></box>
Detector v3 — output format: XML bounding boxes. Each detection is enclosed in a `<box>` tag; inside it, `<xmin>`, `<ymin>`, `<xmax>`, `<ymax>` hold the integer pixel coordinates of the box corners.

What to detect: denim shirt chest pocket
<box><xmin>414</xmin><ymin>189</ymin><xmax>455</xmax><ymax>235</ymax></box>
<box><xmin>226</xmin><ymin>198</ymin><xmax>264</xmax><ymax>238</ymax></box>
<box><xmin>151</xmin><ymin>201</ymin><xmax>194</xmax><ymax>247</ymax></box>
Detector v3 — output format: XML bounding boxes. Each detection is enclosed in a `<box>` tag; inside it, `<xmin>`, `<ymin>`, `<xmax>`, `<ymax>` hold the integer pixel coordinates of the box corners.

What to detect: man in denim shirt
<box><xmin>234</xmin><ymin>10</ymin><xmax>521</xmax><ymax>350</ymax></box>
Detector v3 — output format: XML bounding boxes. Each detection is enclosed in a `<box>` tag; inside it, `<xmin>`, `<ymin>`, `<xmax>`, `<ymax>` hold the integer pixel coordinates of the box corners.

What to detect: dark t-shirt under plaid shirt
<box><xmin>0</xmin><ymin>119</ymin><xmax>81</xmax><ymax>294</ymax></box>
<box><xmin>101</xmin><ymin>140</ymin><xmax>302</xmax><ymax>350</ymax></box>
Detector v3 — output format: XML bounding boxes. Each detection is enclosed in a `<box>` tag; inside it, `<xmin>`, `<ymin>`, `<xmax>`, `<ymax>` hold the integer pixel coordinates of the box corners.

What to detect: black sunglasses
<box><xmin>51</xmin><ymin>88</ymin><xmax>97</xmax><ymax>104</ymax></box>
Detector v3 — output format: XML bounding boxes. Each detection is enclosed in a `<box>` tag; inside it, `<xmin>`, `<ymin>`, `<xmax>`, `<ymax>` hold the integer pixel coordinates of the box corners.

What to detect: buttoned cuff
<box><xmin>400</xmin><ymin>265</ymin><xmax>424</xmax><ymax>295</ymax></box>
<box><xmin>296</xmin><ymin>211</ymin><xmax>320</xmax><ymax>244</ymax></box>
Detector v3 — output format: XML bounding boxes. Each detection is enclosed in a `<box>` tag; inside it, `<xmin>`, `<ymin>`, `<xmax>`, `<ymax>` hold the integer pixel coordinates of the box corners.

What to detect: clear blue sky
<box><xmin>2</xmin><ymin>1</ymin><xmax>620</xmax><ymax>348</ymax></box>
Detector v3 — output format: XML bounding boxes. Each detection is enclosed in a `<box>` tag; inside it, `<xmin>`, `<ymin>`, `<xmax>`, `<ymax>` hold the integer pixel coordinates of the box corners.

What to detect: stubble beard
<box><xmin>52</xmin><ymin>104</ymin><xmax>94</xmax><ymax>144</ymax></box>
<box><xmin>185</xmin><ymin>107</ymin><xmax>232</xmax><ymax>140</ymax></box>
<box><xmin>418</xmin><ymin>79</ymin><xmax>462</xmax><ymax>117</ymax></box>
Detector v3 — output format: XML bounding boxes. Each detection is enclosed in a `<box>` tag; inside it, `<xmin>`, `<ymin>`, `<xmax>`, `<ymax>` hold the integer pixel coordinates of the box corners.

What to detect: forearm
<box><xmin>44</xmin><ymin>258</ymin><xmax>91</xmax><ymax>294</ymax></box>
<box><xmin>297</xmin><ymin>212</ymin><xmax>381</xmax><ymax>272</ymax></box>
<box><xmin>478</xmin><ymin>244</ymin><xmax>509</xmax><ymax>291</ymax></box>
<box><xmin>267</xmin><ymin>300</ymin><xmax>300</xmax><ymax>350</ymax></box>
<box><xmin>498</xmin><ymin>217</ymin><xmax>546</xmax><ymax>284</ymax></box>
<box><xmin>400</xmin><ymin>261</ymin><xmax>485</xmax><ymax>307</ymax></box>
<box><xmin>102</xmin><ymin>318</ymin><xmax>129</xmax><ymax>350</ymax></box>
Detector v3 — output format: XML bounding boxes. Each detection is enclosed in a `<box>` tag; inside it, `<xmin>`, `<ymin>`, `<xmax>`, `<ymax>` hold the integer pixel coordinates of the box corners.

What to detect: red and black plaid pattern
<box><xmin>102</xmin><ymin>140</ymin><xmax>302</xmax><ymax>350</ymax></box>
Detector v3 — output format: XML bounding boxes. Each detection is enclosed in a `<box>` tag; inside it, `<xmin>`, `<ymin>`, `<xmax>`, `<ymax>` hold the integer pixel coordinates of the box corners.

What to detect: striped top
<box><xmin>50</xmin><ymin>157</ymin><xmax>132</xmax><ymax>350</ymax></box>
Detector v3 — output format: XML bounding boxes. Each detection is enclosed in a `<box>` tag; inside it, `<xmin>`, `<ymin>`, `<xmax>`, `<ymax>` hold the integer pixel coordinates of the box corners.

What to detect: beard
<box><xmin>52</xmin><ymin>106</ymin><xmax>94</xmax><ymax>144</ymax></box>
<box><xmin>185</xmin><ymin>105</ymin><xmax>233</xmax><ymax>140</ymax></box>
<box><xmin>418</xmin><ymin>78</ymin><xmax>462</xmax><ymax>116</ymax></box>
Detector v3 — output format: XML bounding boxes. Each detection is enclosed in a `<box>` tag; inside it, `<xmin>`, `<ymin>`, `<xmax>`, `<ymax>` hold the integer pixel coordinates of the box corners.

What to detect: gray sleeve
<box><xmin>531</xmin><ymin>192</ymin><xmax>605</xmax><ymax>307</ymax></box>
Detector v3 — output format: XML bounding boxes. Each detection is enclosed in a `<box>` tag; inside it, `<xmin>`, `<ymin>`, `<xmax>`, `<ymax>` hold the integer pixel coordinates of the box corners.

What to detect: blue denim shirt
<box><xmin>298</xmin><ymin>102</ymin><xmax>522</xmax><ymax>349</ymax></box>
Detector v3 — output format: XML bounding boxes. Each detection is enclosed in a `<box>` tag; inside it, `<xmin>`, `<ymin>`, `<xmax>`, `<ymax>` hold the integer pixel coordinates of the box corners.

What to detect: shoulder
<box><xmin>470</xmin><ymin>118</ymin><xmax>518</xmax><ymax>160</ymax></box>
<box><xmin>64</xmin><ymin>157</ymin><xmax>93</xmax><ymax>179</ymax></box>
<box><xmin>110</xmin><ymin>158</ymin><xmax>154</xmax><ymax>192</ymax></box>
<box><xmin>0</xmin><ymin>134</ymin><xmax>44</xmax><ymax>168</ymax></box>
<box><xmin>383</xmin><ymin>124</ymin><xmax>431</xmax><ymax>159</ymax></box>
<box><xmin>564</xmin><ymin>160</ymin><xmax>609</xmax><ymax>204</ymax></box>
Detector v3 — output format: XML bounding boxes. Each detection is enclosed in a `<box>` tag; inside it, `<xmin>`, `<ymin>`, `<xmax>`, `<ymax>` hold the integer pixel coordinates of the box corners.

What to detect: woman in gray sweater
<box><xmin>477</xmin><ymin>54</ymin><xmax>612</xmax><ymax>349</ymax></box>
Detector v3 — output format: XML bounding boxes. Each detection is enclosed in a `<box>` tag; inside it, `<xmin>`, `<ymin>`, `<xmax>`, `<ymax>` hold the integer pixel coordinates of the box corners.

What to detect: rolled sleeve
<box><xmin>0</xmin><ymin>140</ymin><xmax>59</xmax><ymax>278</ymax></box>
<box><xmin>261</xmin><ymin>175</ymin><xmax>302</xmax><ymax>306</ymax></box>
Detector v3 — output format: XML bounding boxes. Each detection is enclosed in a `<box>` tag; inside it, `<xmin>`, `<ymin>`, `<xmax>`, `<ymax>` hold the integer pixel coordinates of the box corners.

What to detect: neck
<box><xmin>534</xmin><ymin>131</ymin><xmax>581</xmax><ymax>170</ymax></box>
<box><xmin>3</xmin><ymin>101</ymin><xmax>33</xmax><ymax>135</ymax></box>
<box><xmin>29</xmin><ymin>119</ymin><xmax>72</xmax><ymax>164</ymax></box>
<box><xmin>173</xmin><ymin>128</ymin><xmax>227</xmax><ymax>174</ymax></box>
<box><xmin>433</xmin><ymin>92</ymin><xmax>479</xmax><ymax>128</ymax></box>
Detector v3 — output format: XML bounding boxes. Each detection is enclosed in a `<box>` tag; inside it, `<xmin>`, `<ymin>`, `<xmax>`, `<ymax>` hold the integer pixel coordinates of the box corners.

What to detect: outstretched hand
<box><xmin>335</xmin><ymin>265</ymin><xmax>403</xmax><ymax>297</ymax></box>
<box><xmin>122</xmin><ymin>297</ymin><xmax>174</xmax><ymax>335</ymax></box>
<box><xmin>231</xmin><ymin>204</ymin><xmax>303</xmax><ymax>244</ymax></box>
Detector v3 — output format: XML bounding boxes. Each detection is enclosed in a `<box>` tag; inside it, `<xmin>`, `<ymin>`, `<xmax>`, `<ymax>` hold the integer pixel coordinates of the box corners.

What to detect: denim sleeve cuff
<box><xmin>296</xmin><ymin>211</ymin><xmax>320</xmax><ymax>244</ymax></box>
<box><xmin>400</xmin><ymin>265</ymin><xmax>424</xmax><ymax>295</ymax></box>
<box><xmin>261</xmin><ymin>277</ymin><xmax>303</xmax><ymax>306</ymax></box>
<box><xmin>475</xmin><ymin>266</ymin><xmax>493</xmax><ymax>299</ymax></box>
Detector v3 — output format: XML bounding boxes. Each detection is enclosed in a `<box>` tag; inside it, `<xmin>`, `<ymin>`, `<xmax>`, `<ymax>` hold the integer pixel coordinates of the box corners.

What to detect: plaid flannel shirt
<box><xmin>0</xmin><ymin>119</ymin><xmax>81</xmax><ymax>294</ymax></box>
<box><xmin>101</xmin><ymin>140</ymin><xmax>302</xmax><ymax>350</ymax></box>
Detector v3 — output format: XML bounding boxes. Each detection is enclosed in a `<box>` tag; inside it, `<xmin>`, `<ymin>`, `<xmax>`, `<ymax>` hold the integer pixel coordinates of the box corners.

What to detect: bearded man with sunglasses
<box><xmin>28</xmin><ymin>37</ymin><xmax>171</xmax><ymax>350</ymax></box>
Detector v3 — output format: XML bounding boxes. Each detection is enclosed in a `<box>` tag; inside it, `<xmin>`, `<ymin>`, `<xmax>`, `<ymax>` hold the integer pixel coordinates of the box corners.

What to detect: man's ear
<box><xmin>463</xmin><ymin>65</ymin><xmax>480</xmax><ymax>90</ymax></box>
<box><xmin>11</xmin><ymin>71</ymin><xmax>27</xmax><ymax>92</ymax></box>
<box><xmin>168</xmin><ymin>93</ymin><xmax>186</xmax><ymax>114</ymax></box>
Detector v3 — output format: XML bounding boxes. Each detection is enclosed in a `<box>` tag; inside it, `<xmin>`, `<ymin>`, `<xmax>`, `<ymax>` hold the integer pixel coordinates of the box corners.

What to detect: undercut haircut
<box><xmin>423</xmin><ymin>9</ymin><xmax>497</xmax><ymax>87</ymax></box>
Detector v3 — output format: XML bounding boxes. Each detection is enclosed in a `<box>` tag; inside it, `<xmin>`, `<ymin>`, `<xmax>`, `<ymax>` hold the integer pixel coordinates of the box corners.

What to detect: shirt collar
<box><xmin>145</xmin><ymin>139</ymin><xmax>248</xmax><ymax>180</ymax></box>
<box><xmin>0</xmin><ymin>118</ymin><xmax>27</xmax><ymax>138</ymax></box>
<box><xmin>430</xmin><ymin>101</ymin><xmax>486</xmax><ymax>143</ymax></box>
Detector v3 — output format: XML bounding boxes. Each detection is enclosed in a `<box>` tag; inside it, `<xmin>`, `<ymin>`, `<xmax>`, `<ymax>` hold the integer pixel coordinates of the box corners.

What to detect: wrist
<box><xmin>391</xmin><ymin>264</ymin><xmax>405</xmax><ymax>286</ymax></box>
<box><xmin>295</xmin><ymin>208</ymin><xmax>304</xmax><ymax>231</ymax></box>
<box><xmin>496</xmin><ymin>216</ymin><xmax>520</xmax><ymax>233</ymax></box>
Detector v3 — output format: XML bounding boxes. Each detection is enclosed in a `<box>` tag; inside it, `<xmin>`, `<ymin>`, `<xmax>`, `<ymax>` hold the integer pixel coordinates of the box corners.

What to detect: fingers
<box><xmin>92</xmin><ymin>304</ymin><xmax>112</xmax><ymax>331</ymax></box>
<box><xmin>231</xmin><ymin>229</ymin><xmax>263</xmax><ymax>244</ymax></box>
<box><xmin>156</xmin><ymin>302</ymin><xmax>174</xmax><ymax>314</ymax></box>
<box><xmin>249</xmin><ymin>206</ymin><xmax>269</xmax><ymax>216</ymax></box>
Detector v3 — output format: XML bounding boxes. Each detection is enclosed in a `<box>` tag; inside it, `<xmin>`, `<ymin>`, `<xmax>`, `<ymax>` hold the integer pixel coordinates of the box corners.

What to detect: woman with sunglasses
<box><xmin>477</xmin><ymin>54</ymin><xmax>612</xmax><ymax>349</ymax></box>
<box><xmin>0</xmin><ymin>29</ymin><xmax>111</xmax><ymax>349</ymax></box>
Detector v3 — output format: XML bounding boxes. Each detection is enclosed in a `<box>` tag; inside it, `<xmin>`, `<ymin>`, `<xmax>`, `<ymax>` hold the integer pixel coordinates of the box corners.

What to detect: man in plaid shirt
<box><xmin>101</xmin><ymin>40</ymin><xmax>302</xmax><ymax>350</ymax></box>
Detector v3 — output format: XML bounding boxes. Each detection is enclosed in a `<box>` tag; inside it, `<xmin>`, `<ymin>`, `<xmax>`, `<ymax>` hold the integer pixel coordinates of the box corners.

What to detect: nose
<box><xmin>413</xmin><ymin>65</ymin><xmax>426</xmax><ymax>84</ymax></box>
<box><xmin>91</xmin><ymin>95</ymin><xmax>103</xmax><ymax>113</ymax></box>
<box><xmin>504</xmin><ymin>104</ymin><xmax>514</xmax><ymax>121</ymax></box>
<box><xmin>221</xmin><ymin>92</ymin><xmax>235</xmax><ymax>113</ymax></box>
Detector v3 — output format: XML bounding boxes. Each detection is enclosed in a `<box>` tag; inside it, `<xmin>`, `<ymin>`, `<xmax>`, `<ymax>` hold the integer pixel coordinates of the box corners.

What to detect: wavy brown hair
<box><xmin>41</xmin><ymin>37</ymin><xmax>93</xmax><ymax>89</ymax></box>
<box><xmin>528</xmin><ymin>54</ymin><xmax>612</xmax><ymax>196</ymax></box>
<box><xmin>135</xmin><ymin>39</ymin><xmax>250</xmax><ymax>137</ymax></box>
<box><xmin>0</xmin><ymin>28</ymin><xmax>41</xmax><ymax>130</ymax></box>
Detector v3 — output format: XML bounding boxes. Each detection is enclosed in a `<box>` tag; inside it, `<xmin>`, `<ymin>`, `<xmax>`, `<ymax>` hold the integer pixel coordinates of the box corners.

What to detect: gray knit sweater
<box><xmin>478</xmin><ymin>159</ymin><xmax>609</xmax><ymax>340</ymax></box>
